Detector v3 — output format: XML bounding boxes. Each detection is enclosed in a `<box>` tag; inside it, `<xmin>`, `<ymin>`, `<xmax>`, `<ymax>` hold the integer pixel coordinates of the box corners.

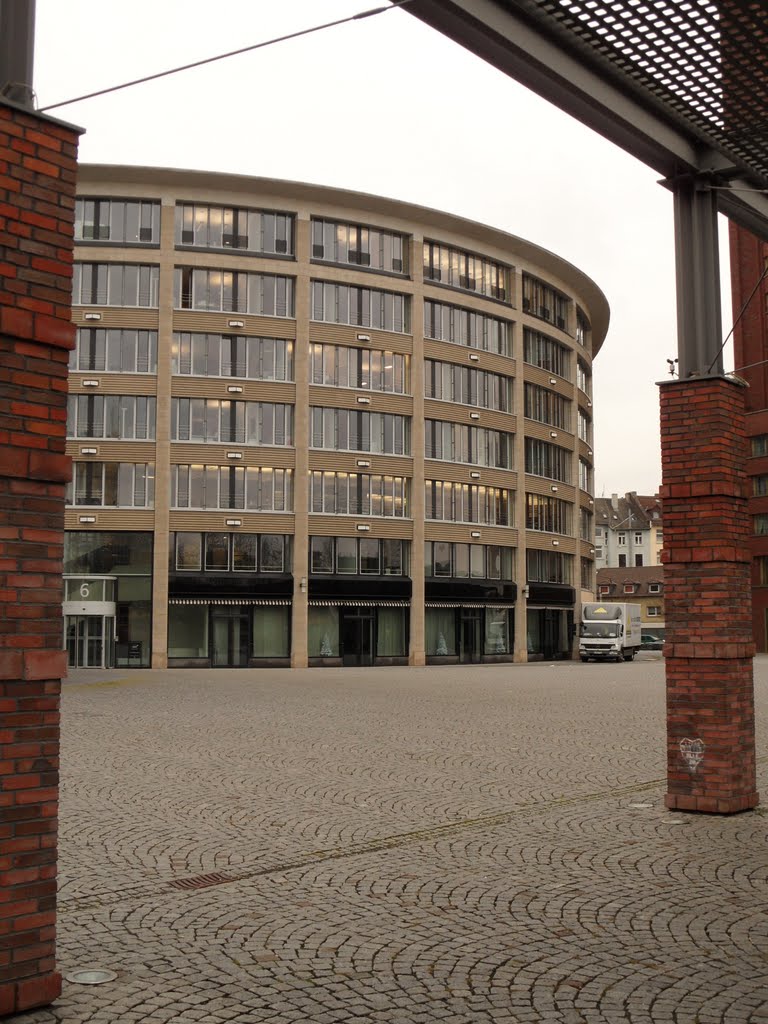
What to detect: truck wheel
<box><xmin>624</xmin><ymin>651</ymin><xmax>635</xmax><ymax>661</ymax></box>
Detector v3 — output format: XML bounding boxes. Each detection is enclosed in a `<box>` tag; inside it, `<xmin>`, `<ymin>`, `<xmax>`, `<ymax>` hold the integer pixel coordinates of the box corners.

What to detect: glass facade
<box><xmin>69</xmin><ymin>170</ymin><xmax>604</xmax><ymax>668</ymax></box>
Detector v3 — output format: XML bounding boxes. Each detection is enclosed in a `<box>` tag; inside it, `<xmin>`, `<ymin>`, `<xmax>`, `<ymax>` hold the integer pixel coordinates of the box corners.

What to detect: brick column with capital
<box><xmin>660</xmin><ymin>376</ymin><xmax>758</xmax><ymax>814</ymax></box>
<box><xmin>0</xmin><ymin>100</ymin><xmax>80</xmax><ymax>1016</ymax></box>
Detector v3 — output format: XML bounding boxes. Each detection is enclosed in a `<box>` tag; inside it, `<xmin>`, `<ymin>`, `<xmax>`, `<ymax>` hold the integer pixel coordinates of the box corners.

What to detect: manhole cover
<box><xmin>65</xmin><ymin>969</ymin><xmax>117</xmax><ymax>985</ymax></box>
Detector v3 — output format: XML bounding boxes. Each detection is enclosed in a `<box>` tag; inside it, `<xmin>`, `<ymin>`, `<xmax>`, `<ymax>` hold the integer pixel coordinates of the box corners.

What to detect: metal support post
<box><xmin>672</xmin><ymin>178</ymin><xmax>723</xmax><ymax>378</ymax></box>
<box><xmin>0</xmin><ymin>0</ymin><xmax>36</xmax><ymax>108</ymax></box>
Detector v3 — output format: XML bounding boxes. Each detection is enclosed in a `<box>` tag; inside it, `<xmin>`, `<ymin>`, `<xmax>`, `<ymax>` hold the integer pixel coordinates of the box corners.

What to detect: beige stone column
<box><xmin>512</xmin><ymin>268</ymin><xmax>529</xmax><ymax>662</ymax></box>
<box><xmin>291</xmin><ymin>215</ymin><xmax>310</xmax><ymax>667</ymax></box>
<box><xmin>150</xmin><ymin>198</ymin><xmax>176</xmax><ymax>667</ymax></box>
<box><xmin>409</xmin><ymin>235</ymin><xmax>426</xmax><ymax>665</ymax></box>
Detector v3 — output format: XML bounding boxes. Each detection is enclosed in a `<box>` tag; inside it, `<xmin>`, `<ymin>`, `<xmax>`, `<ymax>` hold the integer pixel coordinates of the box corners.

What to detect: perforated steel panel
<box><xmin>512</xmin><ymin>0</ymin><xmax>768</xmax><ymax>182</ymax></box>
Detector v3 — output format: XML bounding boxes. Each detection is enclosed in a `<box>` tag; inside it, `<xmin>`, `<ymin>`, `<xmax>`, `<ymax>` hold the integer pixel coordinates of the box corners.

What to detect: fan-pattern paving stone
<box><xmin>10</xmin><ymin>656</ymin><xmax>768</xmax><ymax>1023</ymax></box>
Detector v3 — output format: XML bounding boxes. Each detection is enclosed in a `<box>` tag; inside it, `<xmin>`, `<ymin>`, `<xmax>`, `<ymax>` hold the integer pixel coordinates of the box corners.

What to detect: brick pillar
<box><xmin>0</xmin><ymin>100</ymin><xmax>80</xmax><ymax>1016</ymax></box>
<box><xmin>660</xmin><ymin>376</ymin><xmax>759</xmax><ymax>814</ymax></box>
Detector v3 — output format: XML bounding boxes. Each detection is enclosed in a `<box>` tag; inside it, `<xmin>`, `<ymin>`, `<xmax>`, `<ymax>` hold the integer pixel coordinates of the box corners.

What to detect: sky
<box><xmin>32</xmin><ymin>0</ymin><xmax>736</xmax><ymax>497</ymax></box>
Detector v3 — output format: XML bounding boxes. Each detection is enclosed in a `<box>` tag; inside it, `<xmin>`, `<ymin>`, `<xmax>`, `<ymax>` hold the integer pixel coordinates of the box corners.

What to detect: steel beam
<box><xmin>672</xmin><ymin>181</ymin><xmax>723</xmax><ymax>378</ymax></box>
<box><xmin>0</xmin><ymin>0</ymin><xmax>36</xmax><ymax>108</ymax></box>
<box><xmin>406</xmin><ymin>0</ymin><xmax>768</xmax><ymax>243</ymax></box>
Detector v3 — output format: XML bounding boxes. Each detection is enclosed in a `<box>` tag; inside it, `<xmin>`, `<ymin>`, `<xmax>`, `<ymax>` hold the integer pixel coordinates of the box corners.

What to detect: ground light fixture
<box><xmin>65</xmin><ymin>969</ymin><xmax>117</xmax><ymax>985</ymax></box>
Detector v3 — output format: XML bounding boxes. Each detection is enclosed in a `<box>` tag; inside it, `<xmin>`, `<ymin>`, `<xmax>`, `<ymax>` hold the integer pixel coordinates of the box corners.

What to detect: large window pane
<box><xmin>252</xmin><ymin>607</ymin><xmax>290</xmax><ymax>657</ymax></box>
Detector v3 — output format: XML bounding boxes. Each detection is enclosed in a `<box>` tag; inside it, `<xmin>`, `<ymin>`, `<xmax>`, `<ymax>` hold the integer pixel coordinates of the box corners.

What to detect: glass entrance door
<box><xmin>341</xmin><ymin>609</ymin><xmax>374</xmax><ymax>666</ymax></box>
<box><xmin>459</xmin><ymin>610</ymin><xmax>482</xmax><ymax>663</ymax></box>
<box><xmin>65</xmin><ymin>615</ymin><xmax>115</xmax><ymax>669</ymax></box>
<box><xmin>211</xmin><ymin>607</ymin><xmax>250</xmax><ymax>667</ymax></box>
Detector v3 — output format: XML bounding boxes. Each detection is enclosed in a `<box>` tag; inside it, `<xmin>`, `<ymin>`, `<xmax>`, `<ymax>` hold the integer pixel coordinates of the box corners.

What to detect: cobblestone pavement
<box><xmin>11</xmin><ymin>655</ymin><xmax>768</xmax><ymax>1024</ymax></box>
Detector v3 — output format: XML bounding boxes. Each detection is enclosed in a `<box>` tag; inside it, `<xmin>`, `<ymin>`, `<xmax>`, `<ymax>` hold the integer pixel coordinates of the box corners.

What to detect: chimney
<box><xmin>610</xmin><ymin>493</ymin><xmax>619</xmax><ymax>510</ymax></box>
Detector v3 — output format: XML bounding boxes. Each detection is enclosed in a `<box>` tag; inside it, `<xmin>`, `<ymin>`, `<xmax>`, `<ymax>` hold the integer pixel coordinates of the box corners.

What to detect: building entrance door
<box><xmin>211</xmin><ymin>607</ymin><xmax>250</xmax><ymax>667</ymax></box>
<box><xmin>459</xmin><ymin>610</ymin><xmax>482</xmax><ymax>663</ymax></box>
<box><xmin>341</xmin><ymin>609</ymin><xmax>374</xmax><ymax>666</ymax></box>
<box><xmin>65</xmin><ymin>614</ymin><xmax>115</xmax><ymax>669</ymax></box>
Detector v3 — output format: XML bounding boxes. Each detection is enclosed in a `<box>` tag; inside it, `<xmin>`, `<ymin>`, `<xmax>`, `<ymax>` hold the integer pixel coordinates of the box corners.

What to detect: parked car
<box><xmin>641</xmin><ymin>633</ymin><xmax>665</xmax><ymax>650</ymax></box>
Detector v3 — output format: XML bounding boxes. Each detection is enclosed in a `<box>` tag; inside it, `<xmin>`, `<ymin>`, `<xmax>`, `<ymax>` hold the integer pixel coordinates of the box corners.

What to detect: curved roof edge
<box><xmin>77</xmin><ymin>163</ymin><xmax>610</xmax><ymax>355</ymax></box>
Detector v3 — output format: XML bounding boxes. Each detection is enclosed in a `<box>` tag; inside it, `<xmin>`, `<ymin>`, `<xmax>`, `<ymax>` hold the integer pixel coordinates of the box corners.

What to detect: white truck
<box><xmin>579</xmin><ymin>602</ymin><xmax>642</xmax><ymax>662</ymax></box>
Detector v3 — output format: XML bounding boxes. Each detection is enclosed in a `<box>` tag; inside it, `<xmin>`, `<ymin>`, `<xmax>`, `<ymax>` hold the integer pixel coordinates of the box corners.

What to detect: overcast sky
<box><xmin>33</xmin><ymin>0</ymin><xmax>735</xmax><ymax>497</ymax></box>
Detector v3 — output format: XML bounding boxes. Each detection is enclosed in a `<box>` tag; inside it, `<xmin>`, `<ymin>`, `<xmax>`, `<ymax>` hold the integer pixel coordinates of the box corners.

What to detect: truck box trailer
<box><xmin>579</xmin><ymin>602</ymin><xmax>642</xmax><ymax>662</ymax></box>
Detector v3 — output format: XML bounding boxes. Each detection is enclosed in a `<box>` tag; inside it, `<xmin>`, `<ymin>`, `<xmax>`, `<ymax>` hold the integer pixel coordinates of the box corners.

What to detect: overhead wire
<box><xmin>707</xmin><ymin>260</ymin><xmax>768</xmax><ymax>375</ymax></box>
<box><xmin>39</xmin><ymin>1</ymin><xmax>413</xmax><ymax>114</ymax></box>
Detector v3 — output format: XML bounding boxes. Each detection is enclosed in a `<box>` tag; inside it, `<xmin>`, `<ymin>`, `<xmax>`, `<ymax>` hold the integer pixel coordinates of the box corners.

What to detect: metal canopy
<box><xmin>407</xmin><ymin>0</ymin><xmax>768</xmax><ymax>242</ymax></box>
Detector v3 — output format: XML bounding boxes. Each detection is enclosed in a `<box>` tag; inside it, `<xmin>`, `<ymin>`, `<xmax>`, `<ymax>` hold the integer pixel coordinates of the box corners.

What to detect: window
<box><xmin>310</xmin><ymin>218</ymin><xmax>407</xmax><ymax>274</ymax></box>
<box><xmin>648</xmin><ymin>583</ymin><xmax>661</xmax><ymax>593</ymax></box>
<box><xmin>67</xmin><ymin>395</ymin><xmax>156</xmax><ymax>440</ymax></box>
<box><xmin>523</xmin><ymin>328</ymin><xmax>570</xmax><ymax>378</ymax></box>
<box><xmin>311</xmin><ymin>344</ymin><xmax>409</xmax><ymax>394</ymax></box>
<box><xmin>424</xmin><ymin>359</ymin><xmax>512</xmax><ymax>411</ymax></box>
<box><xmin>525</xmin><ymin>493</ymin><xmax>571</xmax><ymax>535</ymax></box>
<box><xmin>423</xmin><ymin>240</ymin><xmax>511</xmax><ymax>301</ymax></box>
<box><xmin>634</xmin><ymin>531</ymin><xmax>643</xmax><ymax>545</ymax></box>
<box><xmin>72</xmin><ymin>263</ymin><xmax>159</xmax><ymax>307</ymax></box>
<box><xmin>576</xmin><ymin>308</ymin><xmax>591</xmax><ymax>349</ymax></box>
<box><xmin>66</xmin><ymin>462</ymin><xmax>154</xmax><ymax>507</ymax></box>
<box><xmin>599</xmin><ymin>584</ymin><xmax>611</xmax><ymax>596</ymax></box>
<box><xmin>425</xmin><ymin>481</ymin><xmax>511</xmax><ymax>526</ymax></box>
<box><xmin>170</xmin><ymin>466</ymin><xmax>293</xmax><ymax>511</ymax></box>
<box><xmin>425</xmin><ymin>420</ymin><xmax>513</xmax><ymax>468</ymax></box>
<box><xmin>75</xmin><ymin>198</ymin><xmax>160</xmax><ymax>244</ymax></box>
<box><xmin>579</xmin><ymin>458</ymin><xmax>593</xmax><ymax>494</ymax></box>
<box><xmin>578</xmin><ymin>409</ymin><xmax>592</xmax><ymax>443</ymax></box>
<box><xmin>172</xmin><ymin>334</ymin><xmax>293</xmax><ymax>381</ymax></box>
<box><xmin>635</xmin><ymin>554</ymin><xmax>644</xmax><ymax>567</ymax></box>
<box><xmin>526</xmin><ymin>549</ymin><xmax>572</xmax><ymax>584</ymax></box>
<box><xmin>174</xmin><ymin>268</ymin><xmax>294</xmax><ymax>316</ymax></box>
<box><xmin>755</xmin><ymin>514</ymin><xmax>768</xmax><ymax>535</ymax></box>
<box><xmin>754</xmin><ymin>475</ymin><xmax>768</xmax><ymax>496</ymax></box>
<box><xmin>577</xmin><ymin>359</ymin><xmax>592</xmax><ymax>396</ymax></box>
<box><xmin>424</xmin><ymin>300</ymin><xmax>510</xmax><ymax>355</ymax></box>
<box><xmin>425</xmin><ymin>542</ymin><xmax>514</xmax><ymax>580</ymax></box>
<box><xmin>171</xmin><ymin>399</ymin><xmax>293</xmax><ymax>446</ymax></box>
<box><xmin>752</xmin><ymin>435</ymin><xmax>768</xmax><ymax>457</ymax></box>
<box><xmin>623</xmin><ymin>584</ymin><xmax>635</xmax><ymax>595</ymax></box>
<box><xmin>647</xmin><ymin>605</ymin><xmax>662</xmax><ymax>617</ymax></box>
<box><xmin>521</xmin><ymin>273</ymin><xmax>568</xmax><ymax>328</ymax></box>
<box><xmin>524</xmin><ymin>438</ymin><xmax>571</xmax><ymax>482</ymax></box>
<box><xmin>310</xmin><ymin>408</ymin><xmax>410</xmax><ymax>456</ymax></box>
<box><xmin>580</xmin><ymin>557</ymin><xmax>592</xmax><ymax>590</ymax></box>
<box><xmin>311</xmin><ymin>281</ymin><xmax>409</xmax><ymax>333</ymax></box>
<box><xmin>618</xmin><ymin>554</ymin><xmax>627</xmax><ymax>568</ymax></box>
<box><xmin>176</xmin><ymin>203</ymin><xmax>294</xmax><ymax>255</ymax></box>
<box><xmin>524</xmin><ymin>383</ymin><xmax>571</xmax><ymax>430</ymax></box>
<box><xmin>595</xmin><ymin>547</ymin><xmax>603</xmax><ymax>558</ymax></box>
<box><xmin>580</xmin><ymin>508</ymin><xmax>592</xmax><ymax>542</ymax></box>
<box><xmin>309</xmin><ymin>472</ymin><xmax>409</xmax><ymax>517</ymax></box>
<box><xmin>310</xmin><ymin>537</ymin><xmax>407</xmax><ymax>576</ymax></box>
<box><xmin>70</xmin><ymin>329</ymin><xmax>157</xmax><ymax>373</ymax></box>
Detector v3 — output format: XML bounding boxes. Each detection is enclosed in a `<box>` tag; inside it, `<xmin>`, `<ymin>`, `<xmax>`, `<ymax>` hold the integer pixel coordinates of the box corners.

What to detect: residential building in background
<box><xmin>594</xmin><ymin>491</ymin><xmax>662</xmax><ymax>569</ymax></box>
<box><xmin>596</xmin><ymin>565</ymin><xmax>666</xmax><ymax>637</ymax></box>
<box><xmin>730</xmin><ymin>222</ymin><xmax>768</xmax><ymax>653</ymax></box>
<box><xmin>64</xmin><ymin>165</ymin><xmax>608</xmax><ymax>670</ymax></box>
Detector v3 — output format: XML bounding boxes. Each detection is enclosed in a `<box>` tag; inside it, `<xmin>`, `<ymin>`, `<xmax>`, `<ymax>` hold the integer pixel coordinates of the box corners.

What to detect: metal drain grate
<box><xmin>168</xmin><ymin>871</ymin><xmax>232</xmax><ymax>891</ymax></box>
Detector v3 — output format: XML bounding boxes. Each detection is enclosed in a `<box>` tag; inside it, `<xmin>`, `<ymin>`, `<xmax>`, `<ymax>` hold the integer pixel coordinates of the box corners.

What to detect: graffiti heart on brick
<box><xmin>679</xmin><ymin>737</ymin><xmax>705</xmax><ymax>772</ymax></box>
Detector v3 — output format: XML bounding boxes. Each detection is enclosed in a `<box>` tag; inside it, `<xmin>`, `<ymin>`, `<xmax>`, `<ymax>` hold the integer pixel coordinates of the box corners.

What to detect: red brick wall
<box><xmin>729</xmin><ymin>222</ymin><xmax>768</xmax><ymax>651</ymax></box>
<box><xmin>0</xmin><ymin>100</ymin><xmax>79</xmax><ymax>1017</ymax></box>
<box><xmin>660</xmin><ymin>376</ymin><xmax>758</xmax><ymax>813</ymax></box>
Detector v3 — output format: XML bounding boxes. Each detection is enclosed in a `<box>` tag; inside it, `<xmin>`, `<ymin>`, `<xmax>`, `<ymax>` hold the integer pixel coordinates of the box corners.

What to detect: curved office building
<box><xmin>63</xmin><ymin>165</ymin><xmax>608</xmax><ymax>670</ymax></box>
